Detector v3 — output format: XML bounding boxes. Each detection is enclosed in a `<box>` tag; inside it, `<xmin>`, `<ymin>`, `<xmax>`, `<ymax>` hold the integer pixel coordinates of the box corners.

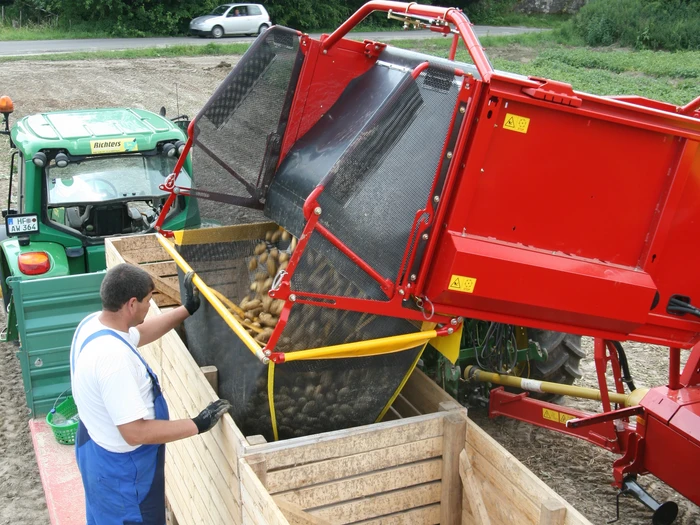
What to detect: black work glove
<box><xmin>182</xmin><ymin>270</ymin><xmax>200</xmax><ymax>315</ymax></box>
<box><xmin>192</xmin><ymin>399</ymin><xmax>232</xmax><ymax>434</ymax></box>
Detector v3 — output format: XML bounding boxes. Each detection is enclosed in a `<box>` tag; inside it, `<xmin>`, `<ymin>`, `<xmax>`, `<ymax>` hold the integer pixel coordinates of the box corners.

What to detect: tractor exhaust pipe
<box><xmin>464</xmin><ymin>366</ymin><xmax>646</xmax><ymax>407</ymax></box>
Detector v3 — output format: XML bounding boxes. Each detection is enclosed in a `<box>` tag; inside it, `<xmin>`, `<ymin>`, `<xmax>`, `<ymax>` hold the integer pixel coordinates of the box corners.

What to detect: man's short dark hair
<box><xmin>101</xmin><ymin>263</ymin><xmax>155</xmax><ymax>312</ymax></box>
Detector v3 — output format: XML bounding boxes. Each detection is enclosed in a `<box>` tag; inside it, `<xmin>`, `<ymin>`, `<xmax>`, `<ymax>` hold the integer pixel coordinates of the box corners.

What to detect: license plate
<box><xmin>6</xmin><ymin>214</ymin><xmax>39</xmax><ymax>236</ymax></box>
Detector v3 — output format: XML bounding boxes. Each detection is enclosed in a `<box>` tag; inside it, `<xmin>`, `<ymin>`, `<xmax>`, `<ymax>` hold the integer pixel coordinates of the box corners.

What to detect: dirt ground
<box><xmin>0</xmin><ymin>54</ymin><xmax>698</xmax><ymax>525</ymax></box>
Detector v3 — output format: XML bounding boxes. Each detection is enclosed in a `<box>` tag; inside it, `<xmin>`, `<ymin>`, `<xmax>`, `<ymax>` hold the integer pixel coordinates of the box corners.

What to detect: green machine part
<box><xmin>9</xmin><ymin>271</ymin><xmax>106</xmax><ymax>417</ymax></box>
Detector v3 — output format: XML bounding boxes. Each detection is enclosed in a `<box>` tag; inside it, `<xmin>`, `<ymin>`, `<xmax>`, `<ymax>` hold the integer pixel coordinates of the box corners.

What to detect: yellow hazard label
<box><xmin>448</xmin><ymin>274</ymin><xmax>476</xmax><ymax>293</ymax></box>
<box><xmin>542</xmin><ymin>408</ymin><xmax>575</xmax><ymax>424</ymax></box>
<box><xmin>90</xmin><ymin>138</ymin><xmax>138</xmax><ymax>154</ymax></box>
<box><xmin>503</xmin><ymin>113</ymin><xmax>530</xmax><ymax>134</ymax></box>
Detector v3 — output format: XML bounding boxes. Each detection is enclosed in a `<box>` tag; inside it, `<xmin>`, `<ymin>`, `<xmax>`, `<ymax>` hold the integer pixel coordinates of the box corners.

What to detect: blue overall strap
<box><xmin>70</xmin><ymin>312</ymin><xmax>100</xmax><ymax>374</ymax></box>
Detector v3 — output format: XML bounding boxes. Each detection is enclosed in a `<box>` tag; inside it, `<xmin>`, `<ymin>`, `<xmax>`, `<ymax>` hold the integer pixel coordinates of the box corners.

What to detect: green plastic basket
<box><xmin>46</xmin><ymin>395</ymin><xmax>79</xmax><ymax>445</ymax></box>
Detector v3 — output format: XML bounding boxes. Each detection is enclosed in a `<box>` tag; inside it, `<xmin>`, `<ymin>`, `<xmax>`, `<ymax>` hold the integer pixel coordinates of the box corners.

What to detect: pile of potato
<box><xmin>231</xmin><ymin>228</ymin><xmax>297</xmax><ymax>345</ymax></box>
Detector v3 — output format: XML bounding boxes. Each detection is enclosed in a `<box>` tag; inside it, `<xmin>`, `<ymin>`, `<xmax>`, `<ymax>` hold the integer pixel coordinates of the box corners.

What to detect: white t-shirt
<box><xmin>70</xmin><ymin>313</ymin><xmax>155</xmax><ymax>453</ymax></box>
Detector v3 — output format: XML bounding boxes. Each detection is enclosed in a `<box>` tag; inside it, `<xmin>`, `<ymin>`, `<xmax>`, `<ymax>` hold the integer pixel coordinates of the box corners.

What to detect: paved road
<box><xmin>0</xmin><ymin>27</ymin><xmax>544</xmax><ymax>56</ymax></box>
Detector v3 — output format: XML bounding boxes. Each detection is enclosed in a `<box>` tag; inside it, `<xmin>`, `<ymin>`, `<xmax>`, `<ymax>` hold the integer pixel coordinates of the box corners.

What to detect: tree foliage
<box><xmin>0</xmin><ymin>0</ymin><xmax>517</xmax><ymax>35</ymax></box>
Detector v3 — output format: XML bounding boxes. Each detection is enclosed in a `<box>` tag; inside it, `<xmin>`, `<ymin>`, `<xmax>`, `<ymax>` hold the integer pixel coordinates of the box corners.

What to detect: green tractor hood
<box><xmin>11</xmin><ymin>107</ymin><xmax>185</xmax><ymax>157</ymax></box>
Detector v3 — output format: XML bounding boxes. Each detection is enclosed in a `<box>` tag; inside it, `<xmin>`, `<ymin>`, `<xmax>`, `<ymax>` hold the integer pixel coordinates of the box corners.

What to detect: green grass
<box><xmin>391</xmin><ymin>32</ymin><xmax>700</xmax><ymax>106</ymax></box>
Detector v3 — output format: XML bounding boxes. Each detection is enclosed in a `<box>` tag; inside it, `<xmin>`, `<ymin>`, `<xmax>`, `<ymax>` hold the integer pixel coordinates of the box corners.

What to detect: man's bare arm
<box><xmin>118</xmin><ymin>418</ymin><xmax>198</xmax><ymax>446</ymax></box>
<box><xmin>136</xmin><ymin>305</ymin><xmax>189</xmax><ymax>347</ymax></box>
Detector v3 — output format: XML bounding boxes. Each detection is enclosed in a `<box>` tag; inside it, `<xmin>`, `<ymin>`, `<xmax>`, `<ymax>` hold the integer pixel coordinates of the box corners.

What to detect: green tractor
<box><xmin>0</xmin><ymin>97</ymin><xmax>198</xmax><ymax>415</ymax></box>
<box><xmin>420</xmin><ymin>320</ymin><xmax>585</xmax><ymax>404</ymax></box>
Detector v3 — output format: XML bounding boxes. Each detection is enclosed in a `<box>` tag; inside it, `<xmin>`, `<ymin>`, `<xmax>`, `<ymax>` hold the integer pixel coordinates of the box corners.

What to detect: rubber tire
<box><xmin>524</xmin><ymin>329</ymin><xmax>585</xmax><ymax>402</ymax></box>
<box><xmin>211</xmin><ymin>26</ymin><xmax>224</xmax><ymax>39</ymax></box>
<box><xmin>258</xmin><ymin>24</ymin><xmax>269</xmax><ymax>36</ymax></box>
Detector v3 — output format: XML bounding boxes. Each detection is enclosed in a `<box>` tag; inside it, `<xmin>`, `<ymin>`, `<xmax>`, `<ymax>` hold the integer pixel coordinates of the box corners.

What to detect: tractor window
<box><xmin>46</xmin><ymin>154</ymin><xmax>191</xmax><ymax>206</ymax></box>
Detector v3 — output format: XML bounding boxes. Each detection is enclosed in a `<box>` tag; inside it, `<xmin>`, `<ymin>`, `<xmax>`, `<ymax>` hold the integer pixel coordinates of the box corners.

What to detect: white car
<box><xmin>190</xmin><ymin>4</ymin><xmax>271</xmax><ymax>38</ymax></box>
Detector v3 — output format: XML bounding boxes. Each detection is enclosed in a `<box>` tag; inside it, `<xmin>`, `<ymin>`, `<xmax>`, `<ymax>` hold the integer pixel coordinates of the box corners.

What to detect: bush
<box><xmin>572</xmin><ymin>0</ymin><xmax>700</xmax><ymax>50</ymax></box>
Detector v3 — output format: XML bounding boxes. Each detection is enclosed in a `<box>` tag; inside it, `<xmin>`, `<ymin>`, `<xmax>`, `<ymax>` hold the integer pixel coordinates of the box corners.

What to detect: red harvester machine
<box><xmin>155</xmin><ymin>2</ymin><xmax>700</xmax><ymax>523</ymax></box>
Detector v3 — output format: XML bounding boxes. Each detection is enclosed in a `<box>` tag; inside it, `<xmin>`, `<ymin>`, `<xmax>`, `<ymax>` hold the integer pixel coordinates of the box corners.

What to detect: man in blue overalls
<box><xmin>70</xmin><ymin>263</ymin><xmax>231</xmax><ymax>525</ymax></box>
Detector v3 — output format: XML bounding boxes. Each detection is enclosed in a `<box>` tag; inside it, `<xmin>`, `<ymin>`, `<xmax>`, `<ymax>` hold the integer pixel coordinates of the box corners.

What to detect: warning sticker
<box><xmin>90</xmin><ymin>138</ymin><xmax>138</xmax><ymax>154</ymax></box>
<box><xmin>448</xmin><ymin>275</ymin><xmax>476</xmax><ymax>294</ymax></box>
<box><xmin>503</xmin><ymin>113</ymin><xmax>530</xmax><ymax>134</ymax></box>
<box><xmin>542</xmin><ymin>408</ymin><xmax>575</xmax><ymax>424</ymax></box>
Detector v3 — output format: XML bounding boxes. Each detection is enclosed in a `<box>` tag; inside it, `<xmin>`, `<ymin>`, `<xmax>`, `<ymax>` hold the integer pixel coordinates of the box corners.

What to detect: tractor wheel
<box><xmin>524</xmin><ymin>329</ymin><xmax>585</xmax><ymax>401</ymax></box>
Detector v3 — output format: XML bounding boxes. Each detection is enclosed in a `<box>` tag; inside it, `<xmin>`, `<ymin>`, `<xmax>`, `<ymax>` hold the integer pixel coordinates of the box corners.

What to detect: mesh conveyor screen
<box><xmin>186</xmin><ymin>26</ymin><xmax>302</xmax><ymax>227</ymax></box>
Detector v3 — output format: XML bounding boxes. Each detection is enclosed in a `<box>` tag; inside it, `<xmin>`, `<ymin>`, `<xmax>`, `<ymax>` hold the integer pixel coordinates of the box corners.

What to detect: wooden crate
<box><xmin>105</xmin><ymin>234</ymin><xmax>593</xmax><ymax>525</ymax></box>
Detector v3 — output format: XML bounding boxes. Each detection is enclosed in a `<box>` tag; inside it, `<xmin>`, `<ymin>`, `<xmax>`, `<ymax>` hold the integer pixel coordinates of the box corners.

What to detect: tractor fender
<box><xmin>0</xmin><ymin>238</ymin><xmax>71</xmax><ymax>283</ymax></box>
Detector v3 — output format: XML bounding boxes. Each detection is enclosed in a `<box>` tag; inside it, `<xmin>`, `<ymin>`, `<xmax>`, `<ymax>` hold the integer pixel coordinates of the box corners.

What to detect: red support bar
<box><xmin>411</xmin><ymin>61</ymin><xmax>430</xmax><ymax>79</ymax></box>
<box><xmin>680</xmin><ymin>342</ymin><xmax>700</xmax><ymax>387</ymax></box>
<box><xmin>321</xmin><ymin>1</ymin><xmax>493</xmax><ymax>82</ymax></box>
<box><xmin>449</xmin><ymin>32</ymin><xmax>459</xmax><ymax>61</ymax></box>
<box><xmin>488</xmin><ymin>388</ymin><xmax>627</xmax><ymax>453</ymax></box>
<box><xmin>567</xmin><ymin>405</ymin><xmax>644</xmax><ymax>429</ymax></box>
<box><xmin>679</xmin><ymin>94</ymin><xmax>700</xmax><ymax>115</ymax></box>
<box><xmin>669</xmin><ymin>347</ymin><xmax>681</xmax><ymax>390</ymax></box>
<box><xmin>315</xmin><ymin>222</ymin><xmax>394</xmax><ymax>296</ymax></box>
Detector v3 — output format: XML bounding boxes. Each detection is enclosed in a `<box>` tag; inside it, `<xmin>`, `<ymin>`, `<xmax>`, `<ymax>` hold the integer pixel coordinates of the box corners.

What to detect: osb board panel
<box><xmin>309</xmin><ymin>481</ymin><xmax>441</xmax><ymax>523</ymax></box>
<box><xmin>273</xmin><ymin>457</ymin><xmax>442</xmax><ymax>508</ymax></box>
<box><xmin>247</xmin><ymin>413</ymin><xmax>444</xmax><ymax>470</ymax></box>
<box><xmin>465</xmin><ymin>420</ymin><xmax>592</xmax><ymax>525</ymax></box>
<box><xmin>240</xmin><ymin>459</ymin><xmax>290</xmax><ymax>525</ymax></box>
<box><xmin>353</xmin><ymin>504</ymin><xmax>440</xmax><ymax>525</ymax></box>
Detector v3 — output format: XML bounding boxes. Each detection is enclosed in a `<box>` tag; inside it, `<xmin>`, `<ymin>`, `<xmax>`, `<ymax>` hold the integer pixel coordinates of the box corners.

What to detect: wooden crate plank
<box><xmin>240</xmin><ymin>459</ymin><xmax>290</xmax><ymax>525</ymax></box>
<box><xmin>159</xmin><ymin>327</ymin><xmax>246</xmax><ymax>473</ymax></box>
<box><xmin>391</xmin><ymin>394</ymin><xmax>421</xmax><ymax>418</ymax></box>
<box><xmin>276</xmin><ymin>458</ymin><xmax>442</xmax><ymax>508</ymax></box>
<box><xmin>309</xmin><ymin>482</ymin><xmax>441</xmax><ymax>524</ymax></box>
<box><xmin>540</xmin><ymin>499</ymin><xmax>567</xmax><ymax>525</ymax></box>
<box><xmin>161</xmin><ymin>350</ymin><xmax>243</xmax><ymax>502</ymax></box>
<box><xmin>120</xmin><ymin>245</ymin><xmax>172</xmax><ymax>264</ymax></box>
<box><xmin>441</xmin><ymin>412</ymin><xmax>466</xmax><ymax>525</ymax></box>
<box><xmin>166</xmin><ymin>439</ymin><xmax>230</xmax><ymax>525</ymax></box>
<box><xmin>459</xmin><ymin>450</ymin><xmax>491</xmax><ymax>525</ymax></box>
<box><xmin>165</xmin><ymin>445</ymin><xmax>210</xmax><ymax>525</ymax></box>
<box><xmin>467</xmin><ymin>446</ymin><xmax>539</xmax><ymax>524</ymax></box>
<box><xmin>351</xmin><ymin>504</ymin><xmax>440</xmax><ymax>525</ymax></box>
<box><xmin>465</xmin><ymin>421</ymin><xmax>591</xmax><ymax>525</ymax></box>
<box><xmin>111</xmin><ymin>234</ymin><xmax>162</xmax><ymax>253</ymax></box>
<box><xmin>400</xmin><ymin>369</ymin><xmax>457</xmax><ymax>415</ymax></box>
<box><xmin>249</xmin><ymin>413</ymin><xmax>444</xmax><ymax>470</ymax></box>
<box><xmin>266</xmin><ymin>437</ymin><xmax>443</xmax><ymax>493</ymax></box>
<box><xmin>275</xmin><ymin>498</ymin><xmax>334</xmax><ymax>525</ymax></box>
<box><xmin>167</xmin><ymin>427</ymin><xmax>238</xmax><ymax>525</ymax></box>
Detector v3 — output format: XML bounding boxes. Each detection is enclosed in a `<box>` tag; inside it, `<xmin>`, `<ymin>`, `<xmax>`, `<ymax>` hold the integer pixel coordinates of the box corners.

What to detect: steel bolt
<box><xmin>446</xmin><ymin>151</ymin><xmax>453</xmax><ymax>159</ymax></box>
<box><xmin>314</xmin><ymin>207</ymin><xmax>322</xmax><ymax>216</ymax></box>
<box><xmin>480</xmin><ymin>168</ymin><xmax>485</xmax><ymax>173</ymax></box>
<box><xmin>410</xmin><ymin>274</ymin><xmax>417</xmax><ymax>282</ymax></box>
<box><xmin>433</xmin><ymin>195</ymin><xmax>440</xmax><ymax>203</ymax></box>
<box><xmin>323</xmin><ymin>49</ymin><xmax>327</xmax><ymax>54</ymax></box>
<box><xmin>422</xmin><ymin>233</ymin><xmax>429</xmax><ymax>240</ymax></box>
<box><xmin>399</xmin><ymin>289</ymin><xmax>405</xmax><ymax>296</ymax></box>
<box><xmin>460</xmin><ymin>106</ymin><xmax>466</xmax><ymax>114</ymax></box>
<box><xmin>451</xmin><ymin>318</ymin><xmax>457</xmax><ymax>325</ymax></box>
<box><xmin>289</xmin><ymin>294</ymin><xmax>297</xmax><ymax>302</ymax></box>
<box><xmin>447</xmin><ymin>328</ymin><xmax>454</xmax><ymax>335</ymax></box>
<box><xmin>262</xmin><ymin>356</ymin><xmax>270</xmax><ymax>364</ymax></box>
<box><xmin>264</xmin><ymin>349</ymin><xmax>271</xmax><ymax>357</ymax></box>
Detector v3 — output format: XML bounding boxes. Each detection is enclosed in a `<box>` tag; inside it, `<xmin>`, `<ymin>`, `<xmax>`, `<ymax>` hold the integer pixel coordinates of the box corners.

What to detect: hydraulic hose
<box><xmin>611</xmin><ymin>341</ymin><xmax>637</xmax><ymax>393</ymax></box>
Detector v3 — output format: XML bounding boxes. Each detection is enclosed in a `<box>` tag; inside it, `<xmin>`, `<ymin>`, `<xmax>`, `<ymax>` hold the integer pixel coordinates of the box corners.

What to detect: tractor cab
<box><xmin>0</xmin><ymin>100</ymin><xmax>199</xmax><ymax>342</ymax></box>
